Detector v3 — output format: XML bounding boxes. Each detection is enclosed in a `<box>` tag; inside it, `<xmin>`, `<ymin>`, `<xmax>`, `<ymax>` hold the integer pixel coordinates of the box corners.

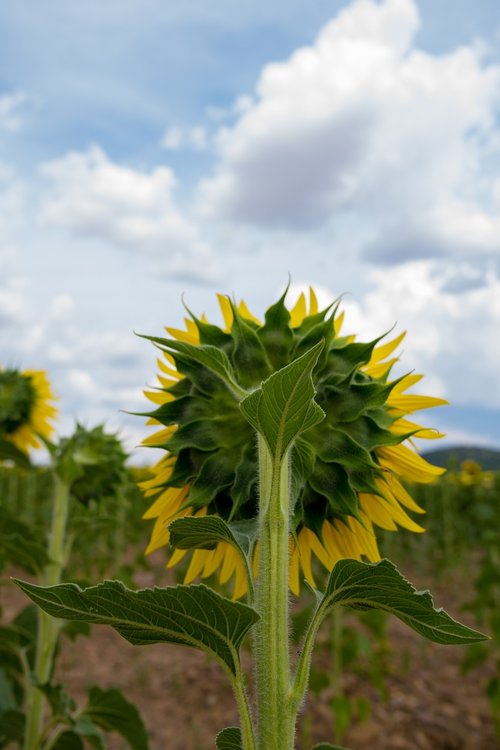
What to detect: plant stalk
<box><xmin>23</xmin><ymin>474</ymin><xmax>70</xmax><ymax>750</ymax></box>
<box><xmin>254</xmin><ymin>437</ymin><xmax>294</xmax><ymax>749</ymax></box>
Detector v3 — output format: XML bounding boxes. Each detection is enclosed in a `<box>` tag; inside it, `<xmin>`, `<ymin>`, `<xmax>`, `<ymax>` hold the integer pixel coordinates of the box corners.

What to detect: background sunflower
<box><xmin>0</xmin><ymin>368</ymin><xmax>57</xmax><ymax>456</ymax></box>
<box><xmin>141</xmin><ymin>289</ymin><xmax>446</xmax><ymax>597</ymax></box>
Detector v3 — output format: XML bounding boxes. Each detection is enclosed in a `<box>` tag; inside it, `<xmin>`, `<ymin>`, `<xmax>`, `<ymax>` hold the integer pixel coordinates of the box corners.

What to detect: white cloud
<box><xmin>295</xmin><ymin>261</ymin><xmax>500</xmax><ymax>410</ymax></box>
<box><xmin>0</xmin><ymin>283</ymin><xmax>27</xmax><ymax>327</ymax></box>
<box><xmin>161</xmin><ymin>125</ymin><xmax>208</xmax><ymax>150</ymax></box>
<box><xmin>0</xmin><ymin>92</ymin><xmax>26</xmax><ymax>132</ymax></box>
<box><xmin>198</xmin><ymin>0</ymin><xmax>500</xmax><ymax>264</ymax></box>
<box><xmin>39</xmin><ymin>144</ymin><xmax>218</xmax><ymax>283</ymax></box>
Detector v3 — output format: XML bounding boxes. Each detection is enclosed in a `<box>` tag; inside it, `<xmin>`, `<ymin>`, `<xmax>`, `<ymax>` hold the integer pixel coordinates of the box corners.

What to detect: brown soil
<box><xmin>2</xmin><ymin>563</ymin><xmax>498</xmax><ymax>750</ymax></box>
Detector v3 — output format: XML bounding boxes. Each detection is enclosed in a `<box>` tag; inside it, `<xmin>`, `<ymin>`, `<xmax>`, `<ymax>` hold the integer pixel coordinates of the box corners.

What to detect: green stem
<box><xmin>232</xmin><ymin>665</ymin><xmax>257</xmax><ymax>750</ymax></box>
<box><xmin>24</xmin><ymin>475</ymin><xmax>70</xmax><ymax>750</ymax></box>
<box><xmin>331</xmin><ymin>606</ymin><xmax>343</xmax><ymax>700</ymax></box>
<box><xmin>254</xmin><ymin>437</ymin><xmax>294</xmax><ymax>749</ymax></box>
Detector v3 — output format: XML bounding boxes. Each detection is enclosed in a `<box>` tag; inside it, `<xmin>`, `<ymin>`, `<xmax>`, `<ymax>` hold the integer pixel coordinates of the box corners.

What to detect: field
<box><xmin>1</xmin><ymin>460</ymin><xmax>499</xmax><ymax>750</ymax></box>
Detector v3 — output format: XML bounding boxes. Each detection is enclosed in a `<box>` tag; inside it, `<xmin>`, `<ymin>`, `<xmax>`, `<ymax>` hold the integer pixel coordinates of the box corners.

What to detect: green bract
<box><xmin>0</xmin><ymin>369</ymin><xmax>35</xmax><ymax>436</ymax></box>
<box><xmin>56</xmin><ymin>424</ymin><xmax>128</xmax><ymax>504</ymax></box>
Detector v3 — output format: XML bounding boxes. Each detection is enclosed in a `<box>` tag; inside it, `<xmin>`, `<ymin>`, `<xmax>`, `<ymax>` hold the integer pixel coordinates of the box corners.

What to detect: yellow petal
<box><xmin>167</xmin><ymin>547</ymin><xmax>188</xmax><ymax>568</ymax></box>
<box><xmin>309</xmin><ymin>287</ymin><xmax>318</xmax><ymax>315</ymax></box>
<box><xmin>388</xmin><ymin>394</ymin><xmax>448</xmax><ymax>414</ymax></box>
<box><xmin>359</xmin><ymin>494</ymin><xmax>398</xmax><ymax>531</ymax></box>
<box><xmin>143</xmin><ymin>389</ymin><xmax>173</xmax><ymax>405</ymax></box>
<box><xmin>369</xmin><ymin>332</ymin><xmax>406</xmax><ymax>365</ymax></box>
<box><xmin>348</xmin><ymin>516</ymin><xmax>380</xmax><ymax>562</ymax></box>
<box><xmin>184</xmin><ymin>549</ymin><xmax>211</xmax><ymax>584</ymax></box>
<box><xmin>290</xmin><ymin>293</ymin><xmax>306</xmax><ymax>327</ymax></box>
<box><xmin>238</xmin><ymin>299</ymin><xmax>261</xmax><ymax>325</ymax></box>
<box><xmin>232</xmin><ymin>559</ymin><xmax>248</xmax><ymax>600</ymax></box>
<box><xmin>362</xmin><ymin>358</ymin><xmax>397</xmax><ymax>379</ymax></box>
<box><xmin>165</xmin><ymin>327</ymin><xmax>198</xmax><ymax>344</ymax></box>
<box><xmin>391</xmin><ymin>373</ymin><xmax>423</xmax><ymax>394</ymax></box>
<box><xmin>381</xmin><ymin>474</ymin><xmax>425</xmax><ymax>514</ymax></box>
<box><xmin>142</xmin><ymin>426</ymin><xmax>177</xmax><ymax>447</ymax></box>
<box><xmin>289</xmin><ymin>542</ymin><xmax>300</xmax><ymax>596</ymax></box>
<box><xmin>219</xmin><ymin>544</ymin><xmax>237</xmax><ymax>585</ymax></box>
<box><xmin>378</xmin><ymin>444</ymin><xmax>446</xmax><ymax>483</ymax></box>
<box><xmin>202</xmin><ymin>544</ymin><xmax>226</xmax><ymax>578</ymax></box>
<box><xmin>390</xmin><ymin>417</ymin><xmax>445</xmax><ymax>440</ymax></box>
<box><xmin>297</xmin><ymin>528</ymin><xmax>316</xmax><ymax>587</ymax></box>
<box><xmin>217</xmin><ymin>294</ymin><xmax>233</xmax><ymax>331</ymax></box>
<box><xmin>334</xmin><ymin>310</ymin><xmax>344</xmax><ymax>335</ymax></box>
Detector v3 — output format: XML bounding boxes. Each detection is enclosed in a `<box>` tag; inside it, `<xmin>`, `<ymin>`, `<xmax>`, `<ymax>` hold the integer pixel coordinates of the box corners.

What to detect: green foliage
<box><xmin>0</xmin><ymin>507</ymin><xmax>50</xmax><ymax>574</ymax></box>
<box><xmin>14</xmin><ymin>579</ymin><xmax>259</xmax><ymax>677</ymax></box>
<box><xmin>318</xmin><ymin>558</ymin><xmax>486</xmax><ymax>645</ymax></box>
<box><xmin>240</xmin><ymin>341</ymin><xmax>325</xmax><ymax>460</ymax></box>
<box><xmin>82</xmin><ymin>687</ymin><xmax>149</xmax><ymax>750</ymax></box>
<box><xmin>0</xmin><ymin>369</ymin><xmax>35</xmax><ymax>437</ymax></box>
<box><xmin>215</xmin><ymin>727</ymin><xmax>242</xmax><ymax>750</ymax></box>
<box><xmin>0</xmin><ymin>437</ymin><xmax>31</xmax><ymax>468</ymax></box>
<box><xmin>55</xmin><ymin>424</ymin><xmax>128</xmax><ymax>505</ymax></box>
<box><xmin>168</xmin><ymin>514</ymin><xmax>258</xmax><ymax>577</ymax></box>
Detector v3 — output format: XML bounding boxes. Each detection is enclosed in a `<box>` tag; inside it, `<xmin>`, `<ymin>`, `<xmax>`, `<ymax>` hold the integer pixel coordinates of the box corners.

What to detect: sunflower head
<box><xmin>0</xmin><ymin>367</ymin><xmax>57</xmax><ymax>455</ymax></box>
<box><xmin>56</xmin><ymin>424</ymin><xmax>128</xmax><ymax>504</ymax></box>
<box><xmin>141</xmin><ymin>289</ymin><xmax>446</xmax><ymax>596</ymax></box>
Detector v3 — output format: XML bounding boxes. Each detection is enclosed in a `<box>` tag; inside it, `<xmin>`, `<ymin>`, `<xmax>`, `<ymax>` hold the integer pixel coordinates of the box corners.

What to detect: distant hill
<box><xmin>422</xmin><ymin>446</ymin><xmax>500</xmax><ymax>471</ymax></box>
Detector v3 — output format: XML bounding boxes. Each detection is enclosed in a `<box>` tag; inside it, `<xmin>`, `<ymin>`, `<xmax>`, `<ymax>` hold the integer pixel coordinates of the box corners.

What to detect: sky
<box><xmin>1</xmin><ymin>0</ymin><xmax>500</xmax><ymax>461</ymax></box>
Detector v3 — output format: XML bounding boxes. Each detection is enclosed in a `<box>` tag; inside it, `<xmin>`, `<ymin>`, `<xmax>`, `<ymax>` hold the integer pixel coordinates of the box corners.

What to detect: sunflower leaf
<box><xmin>13</xmin><ymin>579</ymin><xmax>259</xmax><ymax>677</ymax></box>
<box><xmin>240</xmin><ymin>341</ymin><xmax>325</xmax><ymax>461</ymax></box>
<box><xmin>320</xmin><ymin>559</ymin><xmax>488</xmax><ymax>645</ymax></box>
<box><xmin>292</xmin><ymin>559</ymin><xmax>488</xmax><ymax>719</ymax></box>
<box><xmin>215</xmin><ymin>727</ymin><xmax>242</xmax><ymax>749</ymax></box>
<box><xmin>82</xmin><ymin>687</ymin><xmax>149</xmax><ymax>750</ymax></box>
<box><xmin>169</xmin><ymin>515</ymin><xmax>257</xmax><ymax>557</ymax></box>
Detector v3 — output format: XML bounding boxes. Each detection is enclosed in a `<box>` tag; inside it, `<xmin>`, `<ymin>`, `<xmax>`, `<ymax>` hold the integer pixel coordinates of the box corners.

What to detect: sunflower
<box><xmin>140</xmin><ymin>289</ymin><xmax>446</xmax><ymax>598</ymax></box>
<box><xmin>0</xmin><ymin>368</ymin><xmax>57</xmax><ymax>454</ymax></box>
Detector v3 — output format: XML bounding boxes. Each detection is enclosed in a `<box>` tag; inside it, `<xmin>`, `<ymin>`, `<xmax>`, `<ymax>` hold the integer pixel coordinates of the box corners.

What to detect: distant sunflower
<box><xmin>0</xmin><ymin>368</ymin><xmax>57</xmax><ymax>454</ymax></box>
<box><xmin>141</xmin><ymin>289</ymin><xmax>446</xmax><ymax>598</ymax></box>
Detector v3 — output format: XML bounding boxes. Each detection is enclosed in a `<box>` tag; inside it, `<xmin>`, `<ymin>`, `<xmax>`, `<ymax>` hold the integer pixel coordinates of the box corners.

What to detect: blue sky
<box><xmin>1</xmin><ymin>0</ymin><xmax>500</xmax><ymax>458</ymax></box>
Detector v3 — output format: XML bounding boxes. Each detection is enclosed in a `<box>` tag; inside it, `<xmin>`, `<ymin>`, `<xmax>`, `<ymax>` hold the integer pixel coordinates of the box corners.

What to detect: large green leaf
<box><xmin>292</xmin><ymin>559</ymin><xmax>487</xmax><ymax>717</ymax></box>
<box><xmin>240</xmin><ymin>341</ymin><xmax>325</xmax><ymax>460</ymax></box>
<box><xmin>215</xmin><ymin>727</ymin><xmax>242</xmax><ymax>750</ymax></box>
<box><xmin>320</xmin><ymin>559</ymin><xmax>487</xmax><ymax>645</ymax></box>
<box><xmin>311</xmin><ymin>744</ymin><xmax>349</xmax><ymax>750</ymax></box>
<box><xmin>14</xmin><ymin>580</ymin><xmax>259</xmax><ymax>677</ymax></box>
<box><xmin>83</xmin><ymin>687</ymin><xmax>149</xmax><ymax>750</ymax></box>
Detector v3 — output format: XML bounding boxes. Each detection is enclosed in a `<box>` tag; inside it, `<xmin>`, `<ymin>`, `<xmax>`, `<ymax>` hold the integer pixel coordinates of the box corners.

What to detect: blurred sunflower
<box><xmin>140</xmin><ymin>289</ymin><xmax>446</xmax><ymax>598</ymax></box>
<box><xmin>0</xmin><ymin>368</ymin><xmax>57</xmax><ymax>454</ymax></box>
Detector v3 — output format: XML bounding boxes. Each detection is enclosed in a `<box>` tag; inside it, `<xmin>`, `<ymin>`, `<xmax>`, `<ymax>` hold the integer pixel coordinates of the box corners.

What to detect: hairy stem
<box><xmin>23</xmin><ymin>475</ymin><xmax>70</xmax><ymax>750</ymax></box>
<box><xmin>254</xmin><ymin>437</ymin><xmax>294</xmax><ymax>749</ymax></box>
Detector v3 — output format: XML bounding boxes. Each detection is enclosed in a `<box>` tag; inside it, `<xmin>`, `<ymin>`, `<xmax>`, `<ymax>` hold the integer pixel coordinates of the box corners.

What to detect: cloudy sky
<box><xmin>1</xmin><ymin>0</ymin><xmax>500</xmax><ymax>459</ymax></box>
